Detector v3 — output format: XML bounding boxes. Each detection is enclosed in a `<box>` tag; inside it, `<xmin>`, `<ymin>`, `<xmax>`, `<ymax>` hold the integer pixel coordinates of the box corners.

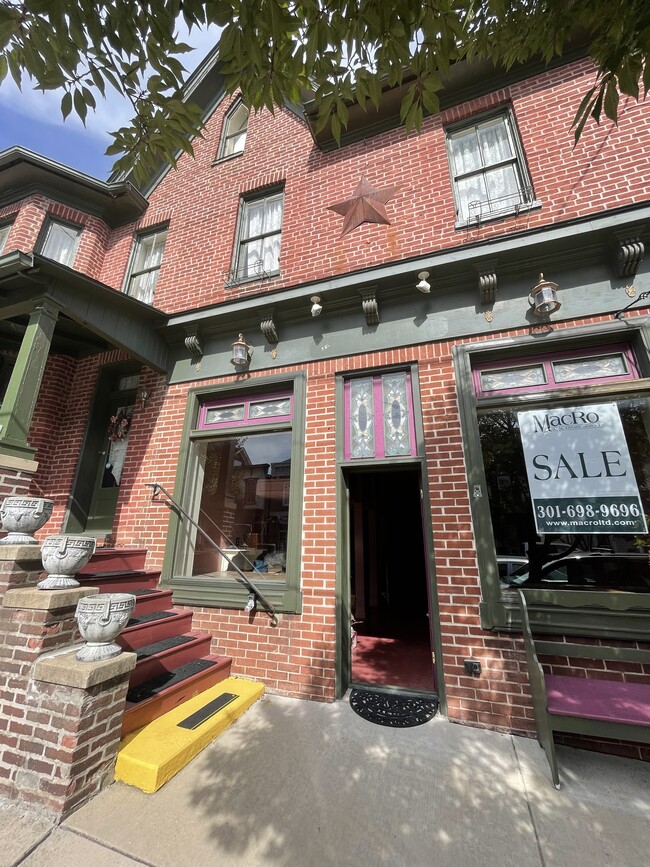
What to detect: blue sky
<box><xmin>0</xmin><ymin>25</ymin><xmax>220</xmax><ymax>181</ymax></box>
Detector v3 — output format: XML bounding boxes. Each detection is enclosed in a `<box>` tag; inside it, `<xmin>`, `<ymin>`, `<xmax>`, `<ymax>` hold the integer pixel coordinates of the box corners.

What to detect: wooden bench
<box><xmin>517</xmin><ymin>589</ymin><xmax>650</xmax><ymax>788</ymax></box>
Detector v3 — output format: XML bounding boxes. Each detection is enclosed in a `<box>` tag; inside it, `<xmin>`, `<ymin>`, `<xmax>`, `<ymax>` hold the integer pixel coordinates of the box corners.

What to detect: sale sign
<box><xmin>517</xmin><ymin>403</ymin><xmax>647</xmax><ymax>535</ymax></box>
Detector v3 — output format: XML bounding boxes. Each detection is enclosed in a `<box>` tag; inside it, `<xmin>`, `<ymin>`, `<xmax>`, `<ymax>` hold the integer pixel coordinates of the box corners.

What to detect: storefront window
<box><xmin>164</xmin><ymin>374</ymin><xmax>306</xmax><ymax>614</ymax></box>
<box><xmin>479</xmin><ymin>396</ymin><xmax>650</xmax><ymax>594</ymax></box>
<box><xmin>192</xmin><ymin>431</ymin><xmax>291</xmax><ymax>579</ymax></box>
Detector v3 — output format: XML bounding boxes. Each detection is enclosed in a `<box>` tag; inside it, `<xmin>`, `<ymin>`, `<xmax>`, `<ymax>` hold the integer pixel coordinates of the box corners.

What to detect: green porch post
<box><xmin>0</xmin><ymin>299</ymin><xmax>60</xmax><ymax>460</ymax></box>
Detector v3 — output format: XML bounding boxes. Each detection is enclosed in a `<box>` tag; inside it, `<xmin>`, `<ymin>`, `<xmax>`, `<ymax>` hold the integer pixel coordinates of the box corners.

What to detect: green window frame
<box><xmin>218</xmin><ymin>100</ymin><xmax>249</xmax><ymax>159</ymax></box>
<box><xmin>230</xmin><ymin>189</ymin><xmax>284</xmax><ymax>284</ymax></box>
<box><xmin>125</xmin><ymin>226</ymin><xmax>168</xmax><ymax>305</ymax></box>
<box><xmin>162</xmin><ymin>372</ymin><xmax>306</xmax><ymax>614</ymax></box>
<box><xmin>455</xmin><ymin>323</ymin><xmax>650</xmax><ymax>640</ymax></box>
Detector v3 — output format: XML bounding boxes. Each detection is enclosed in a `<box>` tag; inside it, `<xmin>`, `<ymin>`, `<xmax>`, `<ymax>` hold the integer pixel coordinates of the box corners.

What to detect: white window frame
<box><xmin>218</xmin><ymin>100</ymin><xmax>249</xmax><ymax>159</ymax></box>
<box><xmin>446</xmin><ymin>108</ymin><xmax>536</xmax><ymax>228</ymax></box>
<box><xmin>0</xmin><ymin>222</ymin><xmax>12</xmax><ymax>255</ymax></box>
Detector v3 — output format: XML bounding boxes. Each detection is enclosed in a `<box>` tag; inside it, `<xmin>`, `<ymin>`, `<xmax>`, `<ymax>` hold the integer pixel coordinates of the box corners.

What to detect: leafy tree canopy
<box><xmin>1</xmin><ymin>0</ymin><xmax>648</xmax><ymax>184</ymax></box>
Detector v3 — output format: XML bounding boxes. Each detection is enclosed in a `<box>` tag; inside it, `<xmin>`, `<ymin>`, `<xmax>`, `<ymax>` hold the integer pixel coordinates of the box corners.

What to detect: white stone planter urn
<box><xmin>75</xmin><ymin>593</ymin><xmax>136</xmax><ymax>661</ymax></box>
<box><xmin>0</xmin><ymin>497</ymin><xmax>54</xmax><ymax>545</ymax></box>
<box><xmin>37</xmin><ymin>535</ymin><xmax>97</xmax><ymax>589</ymax></box>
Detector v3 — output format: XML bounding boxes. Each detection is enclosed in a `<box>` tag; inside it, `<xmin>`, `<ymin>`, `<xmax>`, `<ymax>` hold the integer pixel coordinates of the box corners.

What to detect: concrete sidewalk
<box><xmin>3</xmin><ymin>693</ymin><xmax>649</xmax><ymax>867</ymax></box>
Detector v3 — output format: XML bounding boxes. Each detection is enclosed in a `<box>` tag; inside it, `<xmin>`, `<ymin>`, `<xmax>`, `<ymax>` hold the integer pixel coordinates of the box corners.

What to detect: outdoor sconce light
<box><xmin>529</xmin><ymin>273</ymin><xmax>561</xmax><ymax>316</ymax></box>
<box><xmin>230</xmin><ymin>333</ymin><xmax>253</xmax><ymax>369</ymax></box>
<box><xmin>310</xmin><ymin>295</ymin><xmax>323</xmax><ymax>317</ymax></box>
<box><xmin>416</xmin><ymin>271</ymin><xmax>431</xmax><ymax>293</ymax></box>
<box><xmin>136</xmin><ymin>386</ymin><xmax>150</xmax><ymax>410</ymax></box>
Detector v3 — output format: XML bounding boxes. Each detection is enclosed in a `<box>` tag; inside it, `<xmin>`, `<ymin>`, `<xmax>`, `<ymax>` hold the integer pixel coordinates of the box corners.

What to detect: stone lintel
<box><xmin>0</xmin><ymin>544</ymin><xmax>44</xmax><ymax>565</ymax></box>
<box><xmin>34</xmin><ymin>648</ymin><xmax>137</xmax><ymax>688</ymax></box>
<box><xmin>2</xmin><ymin>585</ymin><xmax>99</xmax><ymax>610</ymax></box>
<box><xmin>0</xmin><ymin>452</ymin><xmax>39</xmax><ymax>473</ymax></box>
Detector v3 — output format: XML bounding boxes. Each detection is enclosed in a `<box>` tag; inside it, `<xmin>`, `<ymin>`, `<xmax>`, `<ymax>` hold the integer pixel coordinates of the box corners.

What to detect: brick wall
<box><xmin>95</xmin><ymin>58</ymin><xmax>650</xmax><ymax>314</ymax></box>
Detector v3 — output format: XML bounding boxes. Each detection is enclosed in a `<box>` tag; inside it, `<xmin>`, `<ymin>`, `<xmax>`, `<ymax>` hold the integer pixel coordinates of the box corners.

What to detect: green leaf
<box><xmin>60</xmin><ymin>90</ymin><xmax>72</xmax><ymax>119</ymax></box>
<box><xmin>73</xmin><ymin>87</ymin><xmax>88</xmax><ymax>125</ymax></box>
<box><xmin>603</xmin><ymin>77</ymin><xmax>620</xmax><ymax>124</ymax></box>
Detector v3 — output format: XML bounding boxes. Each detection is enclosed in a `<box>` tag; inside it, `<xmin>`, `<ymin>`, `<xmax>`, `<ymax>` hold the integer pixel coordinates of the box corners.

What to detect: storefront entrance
<box><xmin>346</xmin><ymin>467</ymin><xmax>436</xmax><ymax>694</ymax></box>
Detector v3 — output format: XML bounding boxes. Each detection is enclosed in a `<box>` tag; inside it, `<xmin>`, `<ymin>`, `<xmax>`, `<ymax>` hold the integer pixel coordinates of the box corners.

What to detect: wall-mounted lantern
<box><xmin>230</xmin><ymin>333</ymin><xmax>253</xmax><ymax>369</ymax></box>
<box><xmin>529</xmin><ymin>273</ymin><xmax>561</xmax><ymax>317</ymax></box>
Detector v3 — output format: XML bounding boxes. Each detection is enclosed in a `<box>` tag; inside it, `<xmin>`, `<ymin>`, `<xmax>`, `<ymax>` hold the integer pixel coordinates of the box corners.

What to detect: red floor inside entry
<box><xmin>351</xmin><ymin>613</ymin><xmax>434</xmax><ymax>693</ymax></box>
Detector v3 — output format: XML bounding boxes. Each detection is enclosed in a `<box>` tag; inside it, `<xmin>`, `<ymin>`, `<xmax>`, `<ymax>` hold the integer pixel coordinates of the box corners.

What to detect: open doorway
<box><xmin>347</xmin><ymin>467</ymin><xmax>436</xmax><ymax>694</ymax></box>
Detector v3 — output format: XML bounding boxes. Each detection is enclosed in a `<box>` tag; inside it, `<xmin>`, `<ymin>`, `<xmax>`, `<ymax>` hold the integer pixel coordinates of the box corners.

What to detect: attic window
<box><xmin>218</xmin><ymin>101</ymin><xmax>249</xmax><ymax>159</ymax></box>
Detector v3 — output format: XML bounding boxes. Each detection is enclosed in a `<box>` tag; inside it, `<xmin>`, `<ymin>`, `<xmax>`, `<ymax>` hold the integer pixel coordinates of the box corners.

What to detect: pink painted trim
<box><xmin>405</xmin><ymin>372</ymin><xmax>416</xmax><ymax>455</ymax></box>
<box><xmin>473</xmin><ymin>344</ymin><xmax>639</xmax><ymax>397</ymax></box>
<box><xmin>344</xmin><ymin>379</ymin><xmax>351</xmax><ymax>460</ymax></box>
<box><xmin>198</xmin><ymin>390</ymin><xmax>293</xmax><ymax>430</ymax></box>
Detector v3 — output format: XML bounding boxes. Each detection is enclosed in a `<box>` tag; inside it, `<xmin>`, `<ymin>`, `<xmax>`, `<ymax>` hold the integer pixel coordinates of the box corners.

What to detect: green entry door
<box><xmin>85</xmin><ymin>394</ymin><xmax>135</xmax><ymax>534</ymax></box>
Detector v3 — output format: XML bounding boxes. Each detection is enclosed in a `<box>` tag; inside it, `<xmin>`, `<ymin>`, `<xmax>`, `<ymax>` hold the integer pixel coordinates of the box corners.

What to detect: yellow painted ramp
<box><xmin>115</xmin><ymin>677</ymin><xmax>265</xmax><ymax>793</ymax></box>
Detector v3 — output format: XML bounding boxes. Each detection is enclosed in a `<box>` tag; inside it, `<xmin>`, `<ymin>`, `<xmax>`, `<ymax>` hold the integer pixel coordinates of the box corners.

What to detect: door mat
<box><xmin>349</xmin><ymin>689</ymin><xmax>438</xmax><ymax>728</ymax></box>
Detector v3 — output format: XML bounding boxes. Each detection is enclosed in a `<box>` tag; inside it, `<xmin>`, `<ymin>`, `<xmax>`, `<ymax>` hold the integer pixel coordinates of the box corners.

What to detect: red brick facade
<box><xmin>2</xmin><ymin>55</ymin><xmax>650</xmax><ymax>756</ymax></box>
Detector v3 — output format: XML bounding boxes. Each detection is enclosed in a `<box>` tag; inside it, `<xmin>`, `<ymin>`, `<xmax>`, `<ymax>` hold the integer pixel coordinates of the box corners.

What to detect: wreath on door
<box><xmin>107</xmin><ymin>410</ymin><xmax>131</xmax><ymax>442</ymax></box>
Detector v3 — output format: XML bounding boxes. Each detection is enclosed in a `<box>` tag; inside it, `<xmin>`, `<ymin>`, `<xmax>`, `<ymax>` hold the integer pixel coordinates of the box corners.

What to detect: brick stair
<box><xmin>78</xmin><ymin>548</ymin><xmax>232</xmax><ymax>737</ymax></box>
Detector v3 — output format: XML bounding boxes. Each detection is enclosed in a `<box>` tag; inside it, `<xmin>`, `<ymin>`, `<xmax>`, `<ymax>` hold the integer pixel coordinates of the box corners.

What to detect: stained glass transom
<box><xmin>205</xmin><ymin>404</ymin><xmax>246</xmax><ymax>425</ymax></box>
<box><xmin>480</xmin><ymin>365</ymin><xmax>546</xmax><ymax>392</ymax></box>
<box><xmin>249</xmin><ymin>398</ymin><xmax>291</xmax><ymax>419</ymax></box>
<box><xmin>382</xmin><ymin>373</ymin><xmax>411</xmax><ymax>456</ymax></box>
<box><xmin>349</xmin><ymin>378</ymin><xmax>375</xmax><ymax>458</ymax></box>
<box><xmin>552</xmin><ymin>354</ymin><xmax>628</xmax><ymax>383</ymax></box>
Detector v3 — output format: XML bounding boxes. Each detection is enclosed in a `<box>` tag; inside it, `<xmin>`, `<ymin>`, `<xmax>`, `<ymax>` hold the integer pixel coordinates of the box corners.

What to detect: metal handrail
<box><xmin>146</xmin><ymin>482</ymin><xmax>278</xmax><ymax>626</ymax></box>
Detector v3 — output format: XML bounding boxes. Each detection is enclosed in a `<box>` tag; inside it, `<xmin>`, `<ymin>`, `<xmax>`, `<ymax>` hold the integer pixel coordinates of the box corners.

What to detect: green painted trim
<box><xmin>0</xmin><ymin>299</ymin><xmax>60</xmax><ymax>454</ymax></box>
<box><xmin>160</xmin><ymin>371</ymin><xmax>307</xmax><ymax>615</ymax></box>
<box><xmin>454</xmin><ymin>322</ymin><xmax>650</xmax><ymax>639</ymax></box>
<box><xmin>534</xmin><ymin>641</ymin><xmax>650</xmax><ymax>663</ymax></box>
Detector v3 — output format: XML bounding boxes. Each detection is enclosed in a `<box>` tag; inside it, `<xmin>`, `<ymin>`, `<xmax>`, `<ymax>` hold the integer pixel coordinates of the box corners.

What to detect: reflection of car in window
<box><xmin>497</xmin><ymin>556</ymin><xmax>528</xmax><ymax>587</ymax></box>
<box><xmin>502</xmin><ymin>553</ymin><xmax>650</xmax><ymax>592</ymax></box>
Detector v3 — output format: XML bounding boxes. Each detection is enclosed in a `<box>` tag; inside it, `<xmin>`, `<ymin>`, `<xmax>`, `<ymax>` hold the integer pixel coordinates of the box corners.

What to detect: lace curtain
<box><xmin>41</xmin><ymin>221</ymin><xmax>80</xmax><ymax>266</ymax></box>
<box><xmin>450</xmin><ymin>116</ymin><xmax>522</xmax><ymax>222</ymax></box>
<box><xmin>240</xmin><ymin>195</ymin><xmax>283</xmax><ymax>277</ymax></box>
<box><xmin>129</xmin><ymin>230</ymin><xmax>167</xmax><ymax>304</ymax></box>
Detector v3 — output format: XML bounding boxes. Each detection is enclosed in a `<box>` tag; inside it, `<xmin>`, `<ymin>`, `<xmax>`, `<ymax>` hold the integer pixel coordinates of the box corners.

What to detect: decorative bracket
<box><xmin>360</xmin><ymin>288</ymin><xmax>379</xmax><ymax>326</ymax></box>
<box><xmin>477</xmin><ymin>261</ymin><xmax>498</xmax><ymax>305</ymax></box>
<box><xmin>615</xmin><ymin>228</ymin><xmax>645</xmax><ymax>278</ymax></box>
<box><xmin>260</xmin><ymin>308</ymin><xmax>278</xmax><ymax>343</ymax></box>
<box><xmin>184</xmin><ymin>329</ymin><xmax>203</xmax><ymax>360</ymax></box>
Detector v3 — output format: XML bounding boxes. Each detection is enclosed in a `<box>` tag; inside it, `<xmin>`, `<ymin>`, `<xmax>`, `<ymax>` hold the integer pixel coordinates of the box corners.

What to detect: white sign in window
<box><xmin>518</xmin><ymin>403</ymin><xmax>648</xmax><ymax>535</ymax></box>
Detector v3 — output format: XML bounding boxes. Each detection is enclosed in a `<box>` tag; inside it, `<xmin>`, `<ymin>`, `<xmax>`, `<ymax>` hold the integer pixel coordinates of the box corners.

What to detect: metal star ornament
<box><xmin>328</xmin><ymin>176</ymin><xmax>400</xmax><ymax>237</ymax></box>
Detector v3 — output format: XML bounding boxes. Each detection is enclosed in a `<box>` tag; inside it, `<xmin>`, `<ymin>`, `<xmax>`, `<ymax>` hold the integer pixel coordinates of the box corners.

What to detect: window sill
<box><xmin>225</xmin><ymin>270</ymin><xmax>280</xmax><ymax>289</ymax></box>
<box><xmin>211</xmin><ymin>151</ymin><xmax>244</xmax><ymax>167</ymax></box>
<box><xmin>483</xmin><ymin>589</ymin><xmax>650</xmax><ymax>641</ymax></box>
<box><xmin>455</xmin><ymin>199</ymin><xmax>542</xmax><ymax>231</ymax></box>
<box><xmin>164</xmin><ymin>574</ymin><xmax>302</xmax><ymax>614</ymax></box>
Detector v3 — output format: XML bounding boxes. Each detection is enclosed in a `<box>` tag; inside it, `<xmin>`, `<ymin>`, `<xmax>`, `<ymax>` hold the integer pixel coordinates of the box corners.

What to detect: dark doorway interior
<box><xmin>348</xmin><ymin>469</ymin><xmax>435</xmax><ymax>693</ymax></box>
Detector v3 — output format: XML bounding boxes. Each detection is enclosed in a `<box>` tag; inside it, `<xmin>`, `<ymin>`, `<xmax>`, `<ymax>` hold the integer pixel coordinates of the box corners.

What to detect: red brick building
<box><xmin>1</xmin><ymin>48</ymin><xmax>649</xmax><ymax>756</ymax></box>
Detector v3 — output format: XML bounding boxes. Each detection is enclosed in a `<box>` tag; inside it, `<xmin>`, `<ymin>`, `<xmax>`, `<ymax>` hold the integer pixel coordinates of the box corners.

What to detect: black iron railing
<box><xmin>146</xmin><ymin>482</ymin><xmax>278</xmax><ymax>626</ymax></box>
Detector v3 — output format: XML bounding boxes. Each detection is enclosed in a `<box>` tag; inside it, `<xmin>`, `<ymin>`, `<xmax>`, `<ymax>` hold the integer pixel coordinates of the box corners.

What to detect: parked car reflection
<box><xmin>502</xmin><ymin>552</ymin><xmax>650</xmax><ymax>592</ymax></box>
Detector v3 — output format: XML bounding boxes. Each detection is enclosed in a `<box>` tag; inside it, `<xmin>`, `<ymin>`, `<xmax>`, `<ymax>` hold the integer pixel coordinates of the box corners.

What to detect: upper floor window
<box><xmin>126</xmin><ymin>227</ymin><xmax>168</xmax><ymax>305</ymax></box>
<box><xmin>232</xmin><ymin>190</ymin><xmax>283</xmax><ymax>282</ymax></box>
<box><xmin>38</xmin><ymin>218</ymin><xmax>81</xmax><ymax>267</ymax></box>
<box><xmin>218</xmin><ymin>101</ymin><xmax>249</xmax><ymax>159</ymax></box>
<box><xmin>446</xmin><ymin>109</ymin><xmax>534</xmax><ymax>226</ymax></box>
<box><xmin>0</xmin><ymin>222</ymin><xmax>12</xmax><ymax>255</ymax></box>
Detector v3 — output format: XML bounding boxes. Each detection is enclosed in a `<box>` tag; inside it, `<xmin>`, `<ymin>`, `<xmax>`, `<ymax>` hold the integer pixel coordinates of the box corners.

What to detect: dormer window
<box><xmin>218</xmin><ymin>101</ymin><xmax>249</xmax><ymax>159</ymax></box>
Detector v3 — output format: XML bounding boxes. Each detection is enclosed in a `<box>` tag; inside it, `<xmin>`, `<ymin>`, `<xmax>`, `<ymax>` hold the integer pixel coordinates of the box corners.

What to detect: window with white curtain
<box><xmin>446</xmin><ymin>110</ymin><xmax>533</xmax><ymax>225</ymax></box>
<box><xmin>218</xmin><ymin>101</ymin><xmax>249</xmax><ymax>158</ymax></box>
<box><xmin>126</xmin><ymin>227</ymin><xmax>168</xmax><ymax>304</ymax></box>
<box><xmin>38</xmin><ymin>219</ymin><xmax>82</xmax><ymax>266</ymax></box>
<box><xmin>233</xmin><ymin>191</ymin><xmax>284</xmax><ymax>281</ymax></box>
<box><xmin>0</xmin><ymin>222</ymin><xmax>12</xmax><ymax>255</ymax></box>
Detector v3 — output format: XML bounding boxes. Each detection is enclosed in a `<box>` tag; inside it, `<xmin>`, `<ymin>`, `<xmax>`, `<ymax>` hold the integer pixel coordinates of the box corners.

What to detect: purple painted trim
<box><xmin>344</xmin><ymin>379</ymin><xmax>351</xmax><ymax>460</ymax></box>
<box><xmin>473</xmin><ymin>344</ymin><xmax>639</xmax><ymax>397</ymax></box>
<box><xmin>198</xmin><ymin>390</ymin><xmax>293</xmax><ymax>430</ymax></box>
<box><xmin>405</xmin><ymin>372</ymin><xmax>416</xmax><ymax>455</ymax></box>
<box><xmin>374</xmin><ymin>377</ymin><xmax>385</xmax><ymax>458</ymax></box>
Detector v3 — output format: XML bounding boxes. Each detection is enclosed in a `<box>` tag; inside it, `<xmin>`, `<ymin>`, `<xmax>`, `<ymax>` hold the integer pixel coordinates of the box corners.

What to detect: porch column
<box><xmin>0</xmin><ymin>299</ymin><xmax>60</xmax><ymax>461</ymax></box>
